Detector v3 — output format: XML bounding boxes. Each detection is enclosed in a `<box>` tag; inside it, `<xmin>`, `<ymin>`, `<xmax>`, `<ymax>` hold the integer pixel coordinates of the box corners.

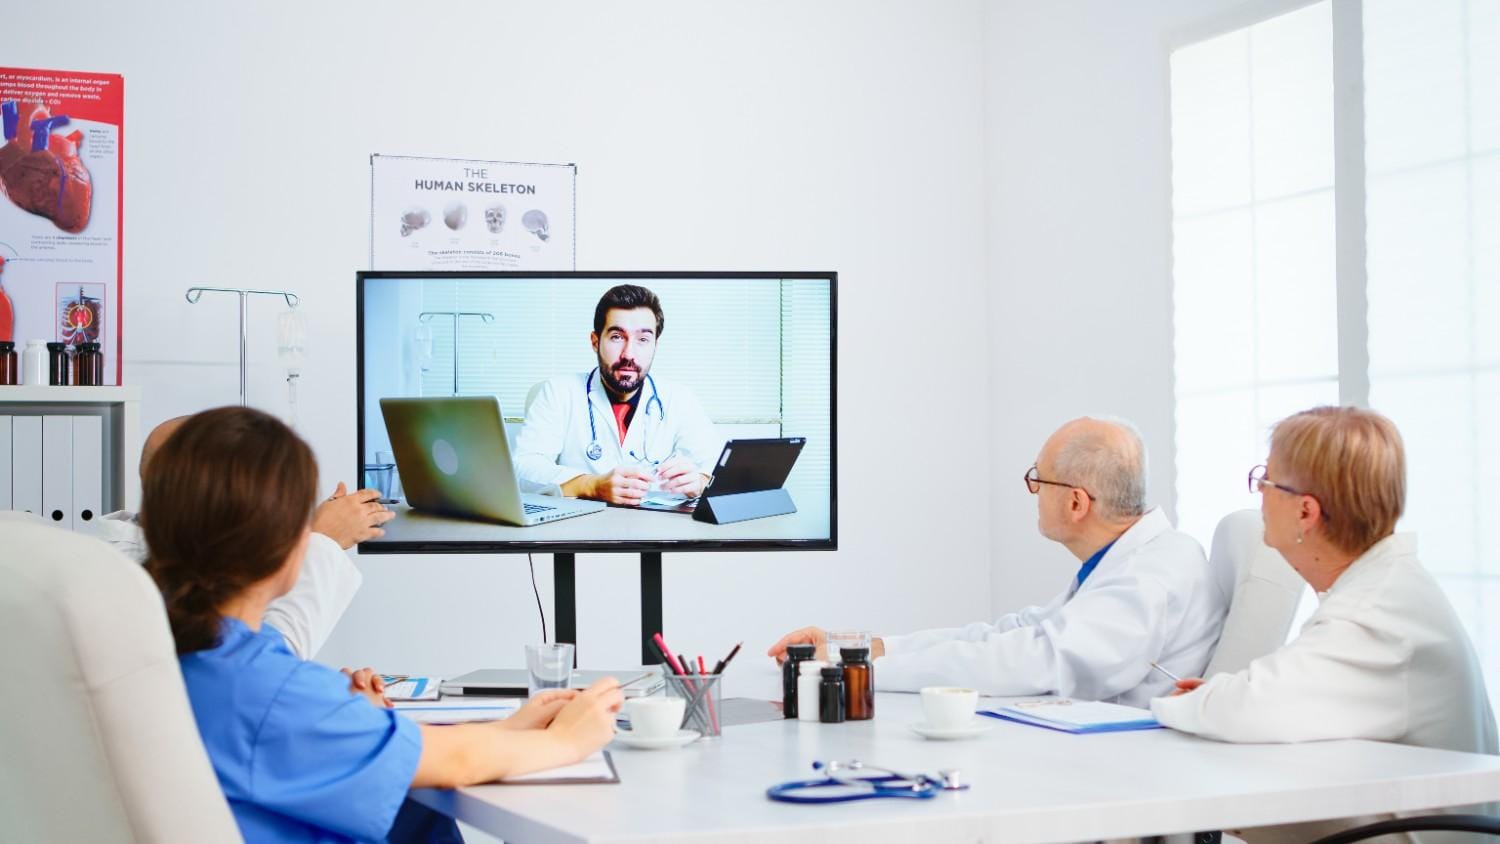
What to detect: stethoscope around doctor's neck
<box><xmin>584</xmin><ymin>367</ymin><xmax>666</xmax><ymax>462</ymax></box>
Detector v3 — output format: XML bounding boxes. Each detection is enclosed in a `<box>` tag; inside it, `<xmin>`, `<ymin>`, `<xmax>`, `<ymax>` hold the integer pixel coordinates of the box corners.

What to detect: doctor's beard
<box><xmin>599</xmin><ymin>359</ymin><xmax>647</xmax><ymax>397</ymax></box>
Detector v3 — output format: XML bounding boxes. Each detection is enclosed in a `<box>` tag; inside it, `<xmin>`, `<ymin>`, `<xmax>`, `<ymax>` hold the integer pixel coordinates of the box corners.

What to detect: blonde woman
<box><xmin>1152</xmin><ymin>406</ymin><xmax>1497</xmax><ymax>840</ymax></box>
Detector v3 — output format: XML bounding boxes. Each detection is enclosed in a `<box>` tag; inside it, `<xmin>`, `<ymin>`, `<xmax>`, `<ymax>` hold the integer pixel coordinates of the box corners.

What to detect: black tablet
<box><xmin>703</xmin><ymin>437</ymin><xmax>806</xmax><ymax>496</ymax></box>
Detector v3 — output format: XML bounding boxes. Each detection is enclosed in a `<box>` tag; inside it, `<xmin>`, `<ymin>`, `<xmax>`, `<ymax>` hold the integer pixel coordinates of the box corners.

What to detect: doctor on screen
<box><xmin>513</xmin><ymin>284</ymin><xmax>723</xmax><ymax>505</ymax></box>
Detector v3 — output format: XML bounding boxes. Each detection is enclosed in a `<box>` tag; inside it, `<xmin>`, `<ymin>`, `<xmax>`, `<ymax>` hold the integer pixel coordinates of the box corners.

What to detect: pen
<box><xmin>615</xmin><ymin>671</ymin><xmax>657</xmax><ymax>689</ymax></box>
<box><xmin>652</xmin><ymin>633</ymin><xmax>687</xmax><ymax>675</ymax></box>
<box><xmin>680</xmin><ymin>654</ymin><xmax>694</xmax><ymax>674</ymax></box>
<box><xmin>698</xmin><ymin>655</ymin><xmax>707</xmax><ymax>674</ymax></box>
<box><xmin>1149</xmin><ymin>661</ymin><xmax>1182</xmax><ymax>682</ymax></box>
<box><xmin>712</xmin><ymin>642</ymin><xmax>743</xmax><ymax>675</ymax></box>
<box><xmin>649</xmin><ymin>636</ymin><xmax>676</xmax><ymax>672</ymax></box>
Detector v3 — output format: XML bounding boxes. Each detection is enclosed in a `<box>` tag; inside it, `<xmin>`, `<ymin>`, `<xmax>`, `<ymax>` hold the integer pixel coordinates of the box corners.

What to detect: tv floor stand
<box><xmin>552</xmin><ymin>552</ymin><xmax>664</xmax><ymax>666</ymax></box>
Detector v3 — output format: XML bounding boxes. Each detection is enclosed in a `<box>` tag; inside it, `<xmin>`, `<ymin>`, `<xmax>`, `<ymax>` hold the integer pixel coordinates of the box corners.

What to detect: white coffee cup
<box><xmin>920</xmin><ymin>686</ymin><xmax>979</xmax><ymax>730</ymax></box>
<box><xmin>624</xmin><ymin>696</ymin><xmax>686</xmax><ymax>739</ymax></box>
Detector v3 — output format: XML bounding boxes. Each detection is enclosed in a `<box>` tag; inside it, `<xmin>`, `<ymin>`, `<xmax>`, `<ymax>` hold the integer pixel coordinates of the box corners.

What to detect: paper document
<box><xmin>500</xmin><ymin>751</ymin><xmax>619</xmax><ymax>785</ymax></box>
<box><xmin>395</xmin><ymin>698</ymin><xmax>520</xmax><ymax>724</ymax></box>
<box><xmin>382</xmin><ymin>675</ymin><xmax>441</xmax><ymax>701</ymax></box>
<box><xmin>981</xmin><ymin>697</ymin><xmax>1161</xmax><ymax>733</ymax></box>
<box><xmin>639</xmin><ymin>491</ymin><xmax>694</xmax><ymax>513</ymax></box>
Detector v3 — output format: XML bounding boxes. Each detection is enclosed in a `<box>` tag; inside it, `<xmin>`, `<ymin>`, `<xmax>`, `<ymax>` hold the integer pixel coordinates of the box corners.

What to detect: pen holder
<box><xmin>664</xmin><ymin>674</ymin><xmax>723</xmax><ymax>739</ymax></box>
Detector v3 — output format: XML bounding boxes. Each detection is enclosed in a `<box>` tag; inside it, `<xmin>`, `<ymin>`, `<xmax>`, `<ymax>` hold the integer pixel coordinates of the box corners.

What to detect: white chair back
<box><xmin>0</xmin><ymin>512</ymin><xmax>241</xmax><ymax>842</ymax></box>
<box><xmin>1203</xmin><ymin>509</ymin><xmax>1309</xmax><ymax>677</ymax></box>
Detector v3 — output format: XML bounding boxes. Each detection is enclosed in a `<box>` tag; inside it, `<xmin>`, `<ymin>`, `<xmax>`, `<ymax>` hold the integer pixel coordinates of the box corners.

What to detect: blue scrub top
<box><xmin>179</xmin><ymin>617</ymin><xmax>422</xmax><ymax>843</ymax></box>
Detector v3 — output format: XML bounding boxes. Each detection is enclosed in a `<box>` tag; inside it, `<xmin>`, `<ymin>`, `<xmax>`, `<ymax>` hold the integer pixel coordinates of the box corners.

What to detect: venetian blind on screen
<box><xmin>418</xmin><ymin>278</ymin><xmax>805</xmax><ymax>428</ymax></box>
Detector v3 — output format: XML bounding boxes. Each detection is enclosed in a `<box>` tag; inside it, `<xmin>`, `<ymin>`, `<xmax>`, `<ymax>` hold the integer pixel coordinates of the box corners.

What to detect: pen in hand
<box><xmin>1149</xmin><ymin>661</ymin><xmax>1182</xmax><ymax>682</ymax></box>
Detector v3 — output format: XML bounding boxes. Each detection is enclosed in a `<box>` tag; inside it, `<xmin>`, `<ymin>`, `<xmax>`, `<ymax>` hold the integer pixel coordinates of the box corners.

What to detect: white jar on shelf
<box><xmin>21</xmin><ymin>340</ymin><xmax>46</xmax><ymax>386</ymax></box>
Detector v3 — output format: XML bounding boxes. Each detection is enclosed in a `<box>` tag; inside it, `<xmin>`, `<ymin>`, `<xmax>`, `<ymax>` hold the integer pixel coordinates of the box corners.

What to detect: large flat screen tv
<box><xmin>357</xmin><ymin>271</ymin><xmax>836</xmax><ymax>553</ymax></box>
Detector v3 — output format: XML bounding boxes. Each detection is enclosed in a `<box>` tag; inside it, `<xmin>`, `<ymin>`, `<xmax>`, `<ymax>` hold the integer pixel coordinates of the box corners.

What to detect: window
<box><xmin>1170</xmin><ymin>1</ymin><xmax>1339</xmax><ymax>552</ymax></box>
<box><xmin>1363</xmin><ymin>0</ymin><xmax>1500</xmax><ymax>704</ymax></box>
<box><xmin>1171</xmin><ymin>0</ymin><xmax>1500</xmax><ymax>707</ymax></box>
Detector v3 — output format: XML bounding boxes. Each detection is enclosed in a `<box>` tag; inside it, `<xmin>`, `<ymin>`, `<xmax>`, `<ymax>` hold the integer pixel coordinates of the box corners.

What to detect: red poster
<box><xmin>0</xmin><ymin>67</ymin><xmax>123</xmax><ymax>383</ymax></box>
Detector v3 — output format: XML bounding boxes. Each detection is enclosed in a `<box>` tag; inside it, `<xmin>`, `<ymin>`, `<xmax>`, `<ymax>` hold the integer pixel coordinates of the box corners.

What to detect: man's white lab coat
<box><xmin>512</xmin><ymin>370</ymin><xmax>723</xmax><ymax>493</ymax></box>
<box><xmin>878</xmin><ymin>507</ymin><xmax>1227</xmax><ymax>708</ymax></box>
<box><xmin>89</xmin><ymin>511</ymin><xmax>361</xmax><ymax>660</ymax></box>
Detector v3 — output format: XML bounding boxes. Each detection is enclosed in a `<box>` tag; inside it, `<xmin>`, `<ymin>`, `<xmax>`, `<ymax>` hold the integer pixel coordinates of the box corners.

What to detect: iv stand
<box><xmin>185</xmin><ymin>287</ymin><xmax>301</xmax><ymax>406</ymax></box>
<box><xmin>419</xmin><ymin>311</ymin><xmax>494</xmax><ymax>396</ymax></box>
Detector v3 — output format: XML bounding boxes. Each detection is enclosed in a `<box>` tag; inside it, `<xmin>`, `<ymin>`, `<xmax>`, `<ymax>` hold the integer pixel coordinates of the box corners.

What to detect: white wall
<box><xmin>982</xmin><ymin>0</ymin><xmax>1251</xmax><ymax>612</ymax></box>
<box><xmin>3</xmin><ymin>1</ymin><xmax>992</xmax><ymax>692</ymax></box>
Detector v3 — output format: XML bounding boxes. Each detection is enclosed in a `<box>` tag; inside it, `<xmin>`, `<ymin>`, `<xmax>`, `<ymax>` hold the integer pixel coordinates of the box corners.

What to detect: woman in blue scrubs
<box><xmin>142</xmin><ymin>407</ymin><xmax>622</xmax><ymax>843</ymax></box>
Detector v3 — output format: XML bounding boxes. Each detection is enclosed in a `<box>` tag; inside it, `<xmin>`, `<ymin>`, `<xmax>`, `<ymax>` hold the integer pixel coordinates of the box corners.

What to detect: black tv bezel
<box><xmin>355</xmin><ymin>270</ymin><xmax>838</xmax><ymax>554</ymax></box>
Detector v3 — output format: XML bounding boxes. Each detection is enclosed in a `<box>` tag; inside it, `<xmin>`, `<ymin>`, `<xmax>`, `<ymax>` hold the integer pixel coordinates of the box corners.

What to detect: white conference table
<box><xmin>409</xmin><ymin>691</ymin><xmax>1500</xmax><ymax>843</ymax></box>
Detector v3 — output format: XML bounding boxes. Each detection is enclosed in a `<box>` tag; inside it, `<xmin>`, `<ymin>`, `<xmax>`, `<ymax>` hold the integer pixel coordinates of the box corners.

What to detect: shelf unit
<box><xmin>0</xmin><ymin>385</ymin><xmax>143</xmax><ymax>522</ymax></box>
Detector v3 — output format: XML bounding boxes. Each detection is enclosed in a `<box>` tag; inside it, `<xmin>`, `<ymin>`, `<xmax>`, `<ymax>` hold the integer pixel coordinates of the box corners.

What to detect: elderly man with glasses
<box><xmin>769</xmin><ymin>416</ymin><xmax>1228</xmax><ymax>707</ymax></box>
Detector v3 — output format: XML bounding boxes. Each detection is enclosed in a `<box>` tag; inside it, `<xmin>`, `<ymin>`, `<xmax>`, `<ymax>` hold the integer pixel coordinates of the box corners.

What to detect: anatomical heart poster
<box><xmin>0</xmin><ymin>67</ymin><xmax>123</xmax><ymax>384</ymax></box>
<box><xmin>370</xmin><ymin>154</ymin><xmax>575</xmax><ymax>271</ymax></box>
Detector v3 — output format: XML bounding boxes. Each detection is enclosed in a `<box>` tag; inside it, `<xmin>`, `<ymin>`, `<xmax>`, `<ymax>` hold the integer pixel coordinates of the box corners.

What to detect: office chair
<box><xmin>1307</xmin><ymin>813</ymin><xmax>1500</xmax><ymax>843</ymax></box>
<box><xmin>1201</xmin><ymin>509</ymin><xmax>1307</xmax><ymax>676</ymax></box>
<box><xmin>1150</xmin><ymin>511</ymin><xmax>1308</xmax><ymax>844</ymax></box>
<box><xmin>0</xmin><ymin>513</ymin><xmax>242</xmax><ymax>842</ymax></box>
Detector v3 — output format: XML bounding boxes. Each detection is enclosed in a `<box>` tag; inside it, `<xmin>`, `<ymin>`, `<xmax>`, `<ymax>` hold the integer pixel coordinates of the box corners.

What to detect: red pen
<box><xmin>653</xmin><ymin>633</ymin><xmax>687</xmax><ymax>675</ymax></box>
<box><xmin>698</xmin><ymin>655</ymin><xmax>707</xmax><ymax>674</ymax></box>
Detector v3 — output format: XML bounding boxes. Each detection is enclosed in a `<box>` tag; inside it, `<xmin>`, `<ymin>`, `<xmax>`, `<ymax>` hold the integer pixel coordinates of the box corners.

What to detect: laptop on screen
<box><xmin>380</xmin><ymin>396</ymin><xmax>605</xmax><ymax>527</ymax></box>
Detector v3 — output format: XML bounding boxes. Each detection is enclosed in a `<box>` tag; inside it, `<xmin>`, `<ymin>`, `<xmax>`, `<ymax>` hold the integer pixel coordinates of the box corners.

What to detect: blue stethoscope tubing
<box><xmin>585</xmin><ymin>367</ymin><xmax>664</xmax><ymax>462</ymax></box>
<box><xmin>765</xmin><ymin>774</ymin><xmax>943</xmax><ymax>804</ymax></box>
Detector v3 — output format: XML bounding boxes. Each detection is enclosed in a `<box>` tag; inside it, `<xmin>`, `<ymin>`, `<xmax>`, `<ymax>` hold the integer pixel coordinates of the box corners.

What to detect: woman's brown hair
<box><xmin>142</xmin><ymin>407</ymin><xmax>318</xmax><ymax>654</ymax></box>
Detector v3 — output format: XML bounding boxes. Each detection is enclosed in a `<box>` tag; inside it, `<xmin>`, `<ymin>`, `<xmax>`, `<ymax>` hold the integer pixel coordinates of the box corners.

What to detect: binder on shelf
<box><xmin>42</xmin><ymin>415</ymin><xmax>74</xmax><ymax>530</ymax></box>
<box><xmin>12</xmin><ymin>416</ymin><xmax>43</xmax><ymax>516</ymax></box>
<box><xmin>0</xmin><ymin>416</ymin><xmax>11</xmax><ymax>511</ymax></box>
<box><xmin>72</xmin><ymin>415</ymin><xmax>103</xmax><ymax>526</ymax></box>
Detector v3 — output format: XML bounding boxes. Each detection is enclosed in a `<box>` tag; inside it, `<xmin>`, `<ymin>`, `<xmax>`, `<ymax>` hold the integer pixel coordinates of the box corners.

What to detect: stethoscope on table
<box><xmin>584</xmin><ymin>367</ymin><xmax>666</xmax><ymax>463</ymax></box>
<box><xmin>766</xmin><ymin>760</ymin><xmax>969</xmax><ymax>804</ymax></box>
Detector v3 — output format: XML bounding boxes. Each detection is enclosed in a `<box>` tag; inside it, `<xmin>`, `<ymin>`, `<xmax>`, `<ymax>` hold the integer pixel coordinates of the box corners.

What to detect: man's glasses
<box><xmin>1247</xmin><ymin>464</ymin><xmax>1307</xmax><ymax>497</ymax></box>
<box><xmin>1023</xmin><ymin>466</ymin><xmax>1096</xmax><ymax>500</ymax></box>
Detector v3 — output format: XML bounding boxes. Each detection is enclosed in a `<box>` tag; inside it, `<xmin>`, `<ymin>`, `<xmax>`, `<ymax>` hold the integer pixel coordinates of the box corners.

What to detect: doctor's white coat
<box><xmin>88</xmin><ymin>511</ymin><xmax>362</xmax><ymax>660</ymax></box>
<box><xmin>878</xmin><ymin>507</ymin><xmax>1228</xmax><ymax>708</ymax></box>
<box><xmin>513</xmin><ymin>370</ymin><xmax>724</xmax><ymax>493</ymax></box>
<box><xmin>1150</xmin><ymin>533</ymin><xmax>1498</xmax><ymax>842</ymax></box>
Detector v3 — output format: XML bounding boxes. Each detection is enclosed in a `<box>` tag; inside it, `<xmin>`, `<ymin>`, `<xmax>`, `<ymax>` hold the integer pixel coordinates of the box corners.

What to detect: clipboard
<box><xmin>498</xmin><ymin>750</ymin><xmax>620</xmax><ymax>785</ymax></box>
<box><xmin>980</xmin><ymin>698</ymin><xmax>1162</xmax><ymax>734</ymax></box>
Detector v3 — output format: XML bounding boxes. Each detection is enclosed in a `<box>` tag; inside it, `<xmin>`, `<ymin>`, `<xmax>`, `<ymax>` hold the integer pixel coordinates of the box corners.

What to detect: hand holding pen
<box><xmin>1150</xmin><ymin>661</ymin><xmax>1204</xmax><ymax>696</ymax></box>
<box><xmin>654</xmin><ymin>454</ymin><xmax>708</xmax><ymax>498</ymax></box>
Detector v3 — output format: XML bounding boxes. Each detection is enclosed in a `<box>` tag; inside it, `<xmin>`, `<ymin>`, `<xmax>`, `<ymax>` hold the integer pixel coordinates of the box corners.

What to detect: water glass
<box><xmin>376</xmin><ymin>450</ymin><xmax>402</xmax><ymax>501</ymax></box>
<box><xmin>826</xmin><ymin>630</ymin><xmax>871</xmax><ymax>664</ymax></box>
<box><xmin>525</xmin><ymin>643</ymin><xmax>574</xmax><ymax>695</ymax></box>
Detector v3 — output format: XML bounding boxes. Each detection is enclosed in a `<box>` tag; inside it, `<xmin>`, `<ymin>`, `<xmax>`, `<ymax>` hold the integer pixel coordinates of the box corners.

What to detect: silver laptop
<box><xmin>379</xmin><ymin>396</ymin><xmax>605</xmax><ymax>527</ymax></box>
<box><xmin>439</xmin><ymin>668</ymin><xmax>664</xmax><ymax>698</ymax></box>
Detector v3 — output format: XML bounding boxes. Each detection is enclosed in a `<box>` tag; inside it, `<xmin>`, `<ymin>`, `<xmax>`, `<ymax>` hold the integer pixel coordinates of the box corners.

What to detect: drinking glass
<box><xmin>525</xmin><ymin>643</ymin><xmax>575</xmax><ymax>695</ymax></box>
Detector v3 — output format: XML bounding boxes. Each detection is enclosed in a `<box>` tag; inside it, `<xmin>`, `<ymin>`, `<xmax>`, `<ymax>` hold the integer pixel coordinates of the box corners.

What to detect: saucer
<box><xmin>615</xmin><ymin>729</ymin><xmax>701</xmax><ymax>750</ymax></box>
<box><xmin>909</xmin><ymin>719</ymin><xmax>993</xmax><ymax>740</ymax></box>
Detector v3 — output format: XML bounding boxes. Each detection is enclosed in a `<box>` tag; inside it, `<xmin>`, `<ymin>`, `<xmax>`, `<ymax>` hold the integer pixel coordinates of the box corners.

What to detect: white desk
<box><xmin>409</xmin><ymin>692</ymin><xmax>1500</xmax><ymax>843</ymax></box>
